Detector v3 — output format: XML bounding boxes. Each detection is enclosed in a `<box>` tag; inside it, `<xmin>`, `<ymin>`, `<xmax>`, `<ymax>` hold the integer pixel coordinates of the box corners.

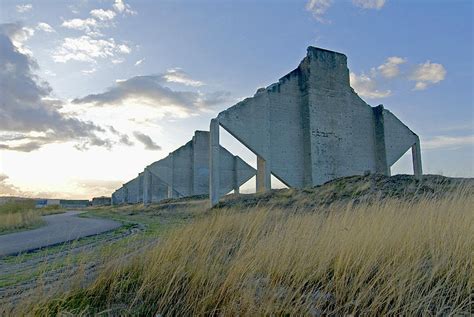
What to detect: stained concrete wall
<box><xmin>212</xmin><ymin>46</ymin><xmax>421</xmax><ymax>205</ymax></box>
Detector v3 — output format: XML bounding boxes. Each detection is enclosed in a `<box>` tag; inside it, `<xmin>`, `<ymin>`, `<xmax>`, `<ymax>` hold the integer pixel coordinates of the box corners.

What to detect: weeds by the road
<box><xmin>0</xmin><ymin>201</ymin><xmax>64</xmax><ymax>234</ymax></box>
<box><xmin>21</xmin><ymin>186</ymin><xmax>473</xmax><ymax>315</ymax></box>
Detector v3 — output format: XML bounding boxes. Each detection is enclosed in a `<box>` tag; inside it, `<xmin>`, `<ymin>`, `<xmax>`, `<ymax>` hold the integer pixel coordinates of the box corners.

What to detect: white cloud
<box><xmin>82</xmin><ymin>68</ymin><xmax>97</xmax><ymax>74</ymax></box>
<box><xmin>350</xmin><ymin>72</ymin><xmax>391</xmax><ymax>99</ymax></box>
<box><xmin>163</xmin><ymin>68</ymin><xmax>204</xmax><ymax>87</ymax></box>
<box><xmin>0</xmin><ymin>23</ymin><xmax>34</xmax><ymax>55</ymax></box>
<box><xmin>62</xmin><ymin>18</ymin><xmax>98</xmax><ymax>32</ymax></box>
<box><xmin>112</xmin><ymin>58</ymin><xmax>125</xmax><ymax>64</ymax></box>
<box><xmin>0</xmin><ymin>22</ymin><xmax>109</xmax><ymax>152</ymax></box>
<box><xmin>118</xmin><ymin>44</ymin><xmax>131</xmax><ymax>54</ymax></box>
<box><xmin>16</xmin><ymin>4</ymin><xmax>32</xmax><ymax>13</ymax></box>
<box><xmin>44</xmin><ymin>69</ymin><xmax>56</xmax><ymax>77</ymax></box>
<box><xmin>113</xmin><ymin>0</ymin><xmax>137</xmax><ymax>15</ymax></box>
<box><xmin>52</xmin><ymin>35</ymin><xmax>131</xmax><ymax>63</ymax></box>
<box><xmin>36</xmin><ymin>22</ymin><xmax>55</xmax><ymax>33</ymax></box>
<box><xmin>306</xmin><ymin>0</ymin><xmax>333</xmax><ymax>22</ymax></box>
<box><xmin>377</xmin><ymin>56</ymin><xmax>406</xmax><ymax>78</ymax></box>
<box><xmin>423</xmin><ymin>135</ymin><xmax>474</xmax><ymax>150</ymax></box>
<box><xmin>410</xmin><ymin>61</ymin><xmax>446</xmax><ymax>90</ymax></box>
<box><xmin>134</xmin><ymin>58</ymin><xmax>145</xmax><ymax>66</ymax></box>
<box><xmin>90</xmin><ymin>9</ymin><xmax>116</xmax><ymax>21</ymax></box>
<box><xmin>307</xmin><ymin>0</ymin><xmax>384</xmax><ymax>21</ymax></box>
<box><xmin>352</xmin><ymin>0</ymin><xmax>386</xmax><ymax>9</ymax></box>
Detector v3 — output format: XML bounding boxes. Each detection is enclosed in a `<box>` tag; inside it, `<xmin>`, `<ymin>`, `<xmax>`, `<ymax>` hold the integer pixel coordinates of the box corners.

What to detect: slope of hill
<box><xmin>3</xmin><ymin>174</ymin><xmax>472</xmax><ymax>316</ymax></box>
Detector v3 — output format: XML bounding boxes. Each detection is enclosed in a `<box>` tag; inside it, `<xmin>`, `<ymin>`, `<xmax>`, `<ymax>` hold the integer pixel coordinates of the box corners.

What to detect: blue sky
<box><xmin>0</xmin><ymin>0</ymin><xmax>472</xmax><ymax>198</ymax></box>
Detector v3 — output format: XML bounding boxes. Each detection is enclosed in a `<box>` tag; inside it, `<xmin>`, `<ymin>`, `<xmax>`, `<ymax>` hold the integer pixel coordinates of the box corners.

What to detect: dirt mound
<box><xmin>215</xmin><ymin>174</ymin><xmax>473</xmax><ymax>210</ymax></box>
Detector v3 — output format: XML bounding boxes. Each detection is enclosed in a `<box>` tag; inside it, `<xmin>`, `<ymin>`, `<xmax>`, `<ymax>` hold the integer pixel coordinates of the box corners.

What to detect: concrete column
<box><xmin>143</xmin><ymin>169</ymin><xmax>152</xmax><ymax>205</ymax></box>
<box><xmin>167</xmin><ymin>153</ymin><xmax>175</xmax><ymax>199</ymax></box>
<box><xmin>122</xmin><ymin>186</ymin><xmax>128</xmax><ymax>204</ymax></box>
<box><xmin>256</xmin><ymin>155</ymin><xmax>271</xmax><ymax>193</ymax></box>
<box><xmin>138</xmin><ymin>173</ymin><xmax>144</xmax><ymax>203</ymax></box>
<box><xmin>412</xmin><ymin>140</ymin><xmax>423</xmax><ymax>179</ymax></box>
<box><xmin>209</xmin><ymin>119</ymin><xmax>220</xmax><ymax>207</ymax></box>
<box><xmin>233</xmin><ymin>156</ymin><xmax>240</xmax><ymax>194</ymax></box>
<box><xmin>373</xmin><ymin>105</ymin><xmax>389</xmax><ymax>175</ymax></box>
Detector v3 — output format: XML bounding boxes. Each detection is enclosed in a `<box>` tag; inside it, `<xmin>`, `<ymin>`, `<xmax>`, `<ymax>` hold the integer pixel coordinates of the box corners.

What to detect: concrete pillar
<box><xmin>138</xmin><ymin>173</ymin><xmax>144</xmax><ymax>203</ymax></box>
<box><xmin>256</xmin><ymin>155</ymin><xmax>271</xmax><ymax>193</ymax></box>
<box><xmin>167</xmin><ymin>153</ymin><xmax>175</xmax><ymax>199</ymax></box>
<box><xmin>412</xmin><ymin>140</ymin><xmax>423</xmax><ymax>179</ymax></box>
<box><xmin>233</xmin><ymin>156</ymin><xmax>240</xmax><ymax>194</ymax></box>
<box><xmin>210</xmin><ymin>119</ymin><xmax>220</xmax><ymax>207</ymax></box>
<box><xmin>373</xmin><ymin>105</ymin><xmax>389</xmax><ymax>175</ymax></box>
<box><xmin>122</xmin><ymin>186</ymin><xmax>128</xmax><ymax>204</ymax></box>
<box><xmin>143</xmin><ymin>169</ymin><xmax>152</xmax><ymax>205</ymax></box>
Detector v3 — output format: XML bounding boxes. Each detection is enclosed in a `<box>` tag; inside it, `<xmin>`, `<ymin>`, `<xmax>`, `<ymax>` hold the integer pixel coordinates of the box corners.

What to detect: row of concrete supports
<box><xmin>113</xmin><ymin>130</ymin><xmax>255</xmax><ymax>206</ymax></box>
<box><xmin>209</xmin><ymin>116</ymin><xmax>423</xmax><ymax>207</ymax></box>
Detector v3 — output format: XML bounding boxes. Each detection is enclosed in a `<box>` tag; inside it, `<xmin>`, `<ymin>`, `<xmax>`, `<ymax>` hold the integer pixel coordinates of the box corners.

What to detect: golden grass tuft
<box><xmin>0</xmin><ymin>201</ymin><xmax>64</xmax><ymax>233</ymax></box>
<box><xmin>23</xmin><ymin>189</ymin><xmax>474</xmax><ymax>315</ymax></box>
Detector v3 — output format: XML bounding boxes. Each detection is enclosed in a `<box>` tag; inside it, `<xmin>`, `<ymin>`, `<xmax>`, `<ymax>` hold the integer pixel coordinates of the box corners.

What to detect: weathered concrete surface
<box><xmin>111</xmin><ymin>187</ymin><xmax>124</xmax><ymax>205</ymax></box>
<box><xmin>0</xmin><ymin>211</ymin><xmax>121</xmax><ymax>257</ymax></box>
<box><xmin>211</xmin><ymin>46</ymin><xmax>422</xmax><ymax>205</ymax></box>
<box><xmin>143</xmin><ymin>168</ymin><xmax>170</xmax><ymax>204</ymax></box>
<box><xmin>145</xmin><ymin>130</ymin><xmax>255</xmax><ymax>202</ymax></box>
<box><xmin>124</xmin><ymin>177</ymin><xmax>140</xmax><ymax>204</ymax></box>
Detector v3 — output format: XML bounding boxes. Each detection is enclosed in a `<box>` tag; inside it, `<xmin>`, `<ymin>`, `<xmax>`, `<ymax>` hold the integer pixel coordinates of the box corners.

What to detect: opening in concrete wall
<box><xmin>271</xmin><ymin>175</ymin><xmax>288</xmax><ymax>189</ymax></box>
<box><xmin>390</xmin><ymin>148</ymin><xmax>414</xmax><ymax>175</ymax></box>
<box><xmin>219</xmin><ymin>126</ymin><xmax>257</xmax><ymax>193</ymax></box>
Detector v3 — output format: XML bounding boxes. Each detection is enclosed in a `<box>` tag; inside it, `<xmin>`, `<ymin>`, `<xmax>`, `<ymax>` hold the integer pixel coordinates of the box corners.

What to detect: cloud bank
<box><xmin>72</xmin><ymin>70</ymin><xmax>231</xmax><ymax>117</ymax></box>
<box><xmin>0</xmin><ymin>23</ymin><xmax>111</xmax><ymax>152</ymax></box>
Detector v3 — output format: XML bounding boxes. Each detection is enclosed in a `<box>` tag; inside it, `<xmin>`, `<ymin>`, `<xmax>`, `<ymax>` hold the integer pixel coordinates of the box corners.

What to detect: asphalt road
<box><xmin>0</xmin><ymin>211</ymin><xmax>121</xmax><ymax>257</ymax></box>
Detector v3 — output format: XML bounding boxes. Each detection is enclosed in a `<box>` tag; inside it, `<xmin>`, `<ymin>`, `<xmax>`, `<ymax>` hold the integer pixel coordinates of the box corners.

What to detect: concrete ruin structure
<box><xmin>209</xmin><ymin>46</ymin><xmax>422</xmax><ymax>206</ymax></box>
<box><xmin>112</xmin><ymin>130</ymin><xmax>255</xmax><ymax>205</ymax></box>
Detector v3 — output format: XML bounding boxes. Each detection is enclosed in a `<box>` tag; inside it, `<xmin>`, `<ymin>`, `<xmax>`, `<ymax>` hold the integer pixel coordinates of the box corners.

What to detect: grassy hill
<box><xmin>4</xmin><ymin>174</ymin><xmax>473</xmax><ymax>315</ymax></box>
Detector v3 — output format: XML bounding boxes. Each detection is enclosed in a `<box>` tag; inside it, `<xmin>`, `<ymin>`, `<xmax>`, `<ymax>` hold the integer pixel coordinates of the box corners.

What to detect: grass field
<box><xmin>14</xmin><ymin>183</ymin><xmax>472</xmax><ymax>316</ymax></box>
<box><xmin>0</xmin><ymin>200</ymin><xmax>64</xmax><ymax>234</ymax></box>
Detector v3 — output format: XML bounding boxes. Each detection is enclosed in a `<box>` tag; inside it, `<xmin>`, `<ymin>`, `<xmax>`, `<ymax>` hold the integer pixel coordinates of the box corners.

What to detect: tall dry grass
<box><xmin>0</xmin><ymin>200</ymin><xmax>42</xmax><ymax>233</ymax></box>
<box><xmin>28</xmin><ymin>189</ymin><xmax>474</xmax><ymax>315</ymax></box>
<box><xmin>0</xmin><ymin>201</ymin><xmax>63</xmax><ymax>233</ymax></box>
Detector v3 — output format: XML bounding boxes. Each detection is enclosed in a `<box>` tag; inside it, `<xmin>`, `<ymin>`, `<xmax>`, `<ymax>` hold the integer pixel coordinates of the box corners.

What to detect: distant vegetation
<box><xmin>0</xmin><ymin>200</ymin><xmax>63</xmax><ymax>234</ymax></box>
<box><xmin>15</xmin><ymin>176</ymin><xmax>472</xmax><ymax>315</ymax></box>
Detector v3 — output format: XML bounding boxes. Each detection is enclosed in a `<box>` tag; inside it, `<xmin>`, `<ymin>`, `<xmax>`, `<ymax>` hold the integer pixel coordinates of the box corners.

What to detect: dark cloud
<box><xmin>71</xmin><ymin>73</ymin><xmax>232</xmax><ymax>116</ymax></box>
<box><xmin>119</xmin><ymin>134</ymin><xmax>134</xmax><ymax>146</ymax></box>
<box><xmin>0</xmin><ymin>22</ymin><xmax>110</xmax><ymax>152</ymax></box>
<box><xmin>133</xmin><ymin>131</ymin><xmax>161</xmax><ymax>150</ymax></box>
<box><xmin>108</xmin><ymin>126</ymin><xmax>134</xmax><ymax>146</ymax></box>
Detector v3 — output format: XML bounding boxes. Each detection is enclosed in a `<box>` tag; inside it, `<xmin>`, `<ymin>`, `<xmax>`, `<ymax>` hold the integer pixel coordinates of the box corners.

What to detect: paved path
<box><xmin>0</xmin><ymin>211</ymin><xmax>121</xmax><ymax>257</ymax></box>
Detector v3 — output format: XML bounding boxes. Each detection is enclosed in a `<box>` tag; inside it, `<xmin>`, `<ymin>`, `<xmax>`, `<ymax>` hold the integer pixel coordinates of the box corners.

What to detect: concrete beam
<box><xmin>167</xmin><ymin>153</ymin><xmax>175</xmax><ymax>198</ymax></box>
<box><xmin>210</xmin><ymin>119</ymin><xmax>220</xmax><ymax>207</ymax></box>
<box><xmin>256</xmin><ymin>155</ymin><xmax>271</xmax><ymax>193</ymax></box>
<box><xmin>233</xmin><ymin>156</ymin><xmax>240</xmax><ymax>194</ymax></box>
<box><xmin>143</xmin><ymin>169</ymin><xmax>152</xmax><ymax>205</ymax></box>
<box><xmin>122</xmin><ymin>185</ymin><xmax>128</xmax><ymax>204</ymax></box>
<box><xmin>412</xmin><ymin>140</ymin><xmax>423</xmax><ymax>179</ymax></box>
<box><xmin>373</xmin><ymin>105</ymin><xmax>389</xmax><ymax>175</ymax></box>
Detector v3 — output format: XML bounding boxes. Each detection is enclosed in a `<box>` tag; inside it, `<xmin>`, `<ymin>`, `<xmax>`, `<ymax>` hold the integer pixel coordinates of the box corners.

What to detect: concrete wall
<box><xmin>212</xmin><ymin>46</ymin><xmax>421</xmax><ymax>205</ymax></box>
<box><xmin>124</xmin><ymin>177</ymin><xmax>140</xmax><ymax>204</ymax></box>
<box><xmin>142</xmin><ymin>130</ymin><xmax>255</xmax><ymax>204</ymax></box>
<box><xmin>111</xmin><ymin>188</ymin><xmax>124</xmax><ymax>205</ymax></box>
<box><xmin>143</xmin><ymin>168</ymin><xmax>169</xmax><ymax>204</ymax></box>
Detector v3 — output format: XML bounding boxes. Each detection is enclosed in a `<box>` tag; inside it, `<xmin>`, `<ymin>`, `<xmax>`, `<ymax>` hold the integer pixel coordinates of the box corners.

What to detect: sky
<box><xmin>0</xmin><ymin>0</ymin><xmax>472</xmax><ymax>199</ymax></box>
